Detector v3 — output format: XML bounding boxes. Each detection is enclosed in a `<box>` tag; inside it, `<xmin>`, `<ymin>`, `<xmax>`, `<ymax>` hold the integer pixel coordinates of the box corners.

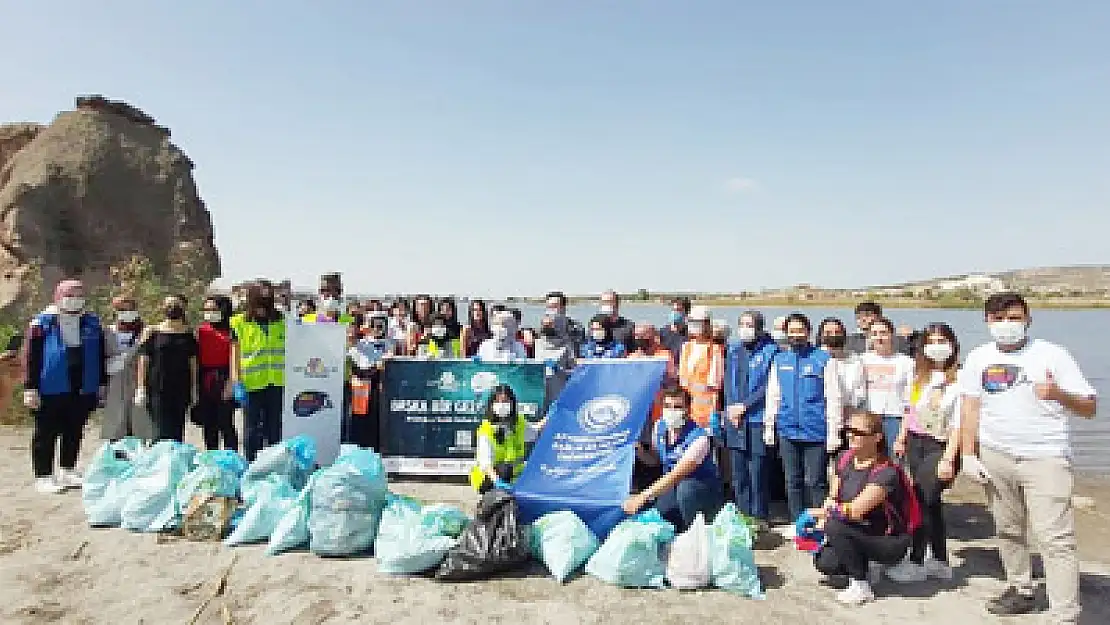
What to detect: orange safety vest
<box><xmin>679</xmin><ymin>340</ymin><xmax>724</xmax><ymax>427</ymax></box>
<box><xmin>350</xmin><ymin>379</ymin><xmax>372</xmax><ymax>416</ymax></box>
<box><xmin>629</xmin><ymin>348</ymin><xmax>675</xmax><ymax>423</ymax></box>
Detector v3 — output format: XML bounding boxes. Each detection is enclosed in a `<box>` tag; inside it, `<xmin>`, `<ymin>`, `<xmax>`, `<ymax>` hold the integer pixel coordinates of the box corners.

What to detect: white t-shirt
<box><xmin>859</xmin><ymin>352</ymin><xmax>915</xmax><ymax>417</ymax></box>
<box><xmin>476</xmin><ymin>338</ymin><xmax>527</xmax><ymax>363</ymax></box>
<box><xmin>960</xmin><ymin>338</ymin><xmax>1096</xmax><ymax>459</ymax></box>
<box><xmin>831</xmin><ymin>353</ymin><xmax>865</xmax><ymax>410</ymax></box>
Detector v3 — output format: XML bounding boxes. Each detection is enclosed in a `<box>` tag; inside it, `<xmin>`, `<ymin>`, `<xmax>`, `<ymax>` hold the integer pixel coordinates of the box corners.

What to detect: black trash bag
<box><xmin>435</xmin><ymin>489</ymin><xmax>531</xmax><ymax>581</ymax></box>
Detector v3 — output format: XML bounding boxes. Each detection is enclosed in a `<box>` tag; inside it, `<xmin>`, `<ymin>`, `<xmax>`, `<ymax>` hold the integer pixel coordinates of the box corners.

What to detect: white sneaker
<box><xmin>924</xmin><ymin>559</ymin><xmax>954</xmax><ymax>581</ymax></box>
<box><xmin>775</xmin><ymin>524</ymin><xmax>796</xmax><ymax>540</ymax></box>
<box><xmin>885</xmin><ymin>560</ymin><xmax>928</xmax><ymax>583</ymax></box>
<box><xmin>836</xmin><ymin>580</ymin><xmax>875</xmax><ymax>605</ymax></box>
<box><xmin>35</xmin><ymin>476</ymin><xmax>64</xmax><ymax>495</ymax></box>
<box><xmin>57</xmin><ymin>468</ymin><xmax>83</xmax><ymax>490</ymax></box>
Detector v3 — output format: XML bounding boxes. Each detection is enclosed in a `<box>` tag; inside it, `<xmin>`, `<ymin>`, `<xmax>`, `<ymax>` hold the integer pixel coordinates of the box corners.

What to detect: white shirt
<box><xmin>476</xmin><ymin>338</ymin><xmax>527</xmax><ymax>362</ymax></box>
<box><xmin>829</xmin><ymin>352</ymin><xmax>865</xmax><ymax>410</ymax></box>
<box><xmin>859</xmin><ymin>352</ymin><xmax>915</xmax><ymax>417</ymax></box>
<box><xmin>765</xmin><ymin>355</ymin><xmax>844</xmax><ymax>450</ymax></box>
<box><xmin>960</xmin><ymin>338</ymin><xmax>1096</xmax><ymax>459</ymax></box>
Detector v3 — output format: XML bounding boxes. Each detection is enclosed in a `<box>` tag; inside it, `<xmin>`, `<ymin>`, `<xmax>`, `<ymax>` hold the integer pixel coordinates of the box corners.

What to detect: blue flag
<box><xmin>513</xmin><ymin>359</ymin><xmax>668</xmax><ymax>540</ymax></box>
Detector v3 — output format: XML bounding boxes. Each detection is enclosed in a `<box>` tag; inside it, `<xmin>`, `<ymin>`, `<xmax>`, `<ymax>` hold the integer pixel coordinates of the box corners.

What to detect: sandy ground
<box><xmin>1</xmin><ymin>423</ymin><xmax>1109</xmax><ymax>625</ymax></box>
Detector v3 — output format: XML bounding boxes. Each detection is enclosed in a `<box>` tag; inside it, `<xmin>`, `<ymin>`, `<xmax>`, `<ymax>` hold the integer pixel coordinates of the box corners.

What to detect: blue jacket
<box><xmin>723</xmin><ymin>336</ymin><xmax>778</xmax><ymax>448</ymax></box>
<box><xmin>772</xmin><ymin>345</ymin><xmax>831</xmax><ymax>443</ymax></box>
<box><xmin>655</xmin><ymin>419</ymin><xmax>720</xmax><ymax>484</ymax></box>
<box><xmin>579</xmin><ymin>340</ymin><xmax>626</xmax><ymax>359</ymax></box>
<box><xmin>34</xmin><ymin>312</ymin><xmax>104</xmax><ymax>397</ymax></box>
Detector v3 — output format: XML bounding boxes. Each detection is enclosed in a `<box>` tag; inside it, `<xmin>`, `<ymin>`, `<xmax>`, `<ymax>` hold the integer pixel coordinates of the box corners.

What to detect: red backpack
<box><xmin>836</xmin><ymin>450</ymin><xmax>922</xmax><ymax>536</ymax></box>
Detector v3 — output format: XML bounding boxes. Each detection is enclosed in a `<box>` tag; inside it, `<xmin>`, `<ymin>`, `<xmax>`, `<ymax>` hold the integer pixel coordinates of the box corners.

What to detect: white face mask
<box><xmin>203</xmin><ymin>311</ymin><xmax>223</xmax><ymax>323</ymax></box>
<box><xmin>771</xmin><ymin>329</ymin><xmax>787</xmax><ymax>342</ymax></box>
<box><xmin>491</xmin><ymin>402</ymin><xmax>512</xmax><ymax>418</ymax></box>
<box><xmin>661</xmin><ymin>407</ymin><xmax>686</xmax><ymax>430</ymax></box>
<box><xmin>989</xmin><ymin>320</ymin><xmax>1026</xmax><ymax>346</ymax></box>
<box><xmin>431</xmin><ymin>326</ymin><xmax>447</xmax><ymax>339</ymax></box>
<box><xmin>545</xmin><ymin>307</ymin><xmax>563</xmax><ymax>319</ymax></box>
<box><xmin>599</xmin><ymin>304</ymin><xmax>615</xmax><ymax>316</ymax></box>
<box><xmin>117</xmin><ymin>310</ymin><xmax>140</xmax><ymax>323</ymax></box>
<box><xmin>736</xmin><ymin>326</ymin><xmax>757</xmax><ymax>342</ymax></box>
<box><xmin>591</xmin><ymin>329</ymin><xmax>607</xmax><ymax>342</ymax></box>
<box><xmin>687</xmin><ymin>322</ymin><xmax>706</xmax><ymax>336</ymax></box>
<box><xmin>320</xmin><ymin>298</ymin><xmax>340</xmax><ymax>313</ymax></box>
<box><xmin>60</xmin><ymin>296</ymin><xmax>84</xmax><ymax>313</ymax></box>
<box><xmin>492</xmin><ymin>325</ymin><xmax>509</xmax><ymax>340</ymax></box>
<box><xmin>923</xmin><ymin>342</ymin><xmax>952</xmax><ymax>363</ymax></box>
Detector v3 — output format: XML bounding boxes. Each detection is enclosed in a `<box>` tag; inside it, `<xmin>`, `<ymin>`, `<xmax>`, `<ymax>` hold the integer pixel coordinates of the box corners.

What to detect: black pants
<box><xmin>244</xmin><ymin>386</ymin><xmax>283</xmax><ymax>461</ymax></box>
<box><xmin>816</xmin><ymin>518</ymin><xmax>911</xmax><ymax>581</ymax></box>
<box><xmin>147</xmin><ymin>392</ymin><xmax>189</xmax><ymax>443</ymax></box>
<box><xmin>196</xmin><ymin>396</ymin><xmax>239</xmax><ymax>452</ymax></box>
<box><xmin>906</xmin><ymin>432</ymin><xmax>956</xmax><ymax>563</ymax></box>
<box><xmin>477</xmin><ymin>463</ymin><xmax>516</xmax><ymax>494</ymax></box>
<box><xmin>31</xmin><ymin>392</ymin><xmax>92</xmax><ymax>477</ymax></box>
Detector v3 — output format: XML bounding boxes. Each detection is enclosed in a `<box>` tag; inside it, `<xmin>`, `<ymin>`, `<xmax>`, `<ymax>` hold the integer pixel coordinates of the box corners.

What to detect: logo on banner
<box><xmin>427</xmin><ymin>371</ymin><xmax>461</xmax><ymax>393</ymax></box>
<box><xmin>470</xmin><ymin>371</ymin><xmax>499</xmax><ymax>395</ymax></box>
<box><xmin>294</xmin><ymin>357</ymin><xmax>338</xmax><ymax>379</ymax></box>
<box><xmin>292</xmin><ymin>390</ymin><xmax>334</xmax><ymax>417</ymax></box>
<box><xmin>577</xmin><ymin>395</ymin><xmax>631</xmax><ymax>434</ymax></box>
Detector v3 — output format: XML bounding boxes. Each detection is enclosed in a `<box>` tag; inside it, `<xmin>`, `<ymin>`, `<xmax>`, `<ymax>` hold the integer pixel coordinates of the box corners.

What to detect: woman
<box><xmin>228</xmin><ymin>283</ymin><xmax>286</xmax><ymax>460</ymax></box>
<box><xmin>194</xmin><ymin>295</ymin><xmax>238</xmax><ymax>451</ymax></box>
<box><xmin>437</xmin><ymin>297</ymin><xmax>463</xmax><ymax>342</ymax></box>
<box><xmin>579</xmin><ymin>315</ymin><xmax>627</xmax><ymax>359</ymax></box>
<box><xmin>387</xmin><ymin>300</ymin><xmax>411</xmax><ymax>345</ymax></box>
<box><xmin>406</xmin><ymin>295</ymin><xmax>435</xmax><ymax>355</ymax></box>
<box><xmin>415</xmin><ymin>314</ymin><xmax>463</xmax><ymax>358</ymax></box>
<box><xmin>678</xmin><ymin>306</ymin><xmax>724</xmax><ymax>427</ymax></box>
<box><xmin>623</xmin><ymin>386</ymin><xmax>724</xmax><ymax>532</ymax></box>
<box><xmin>135</xmin><ymin>294</ymin><xmax>198</xmax><ymax>443</ymax></box>
<box><xmin>886</xmin><ymin>323</ymin><xmax>961</xmax><ymax>583</ymax></box>
<box><xmin>816</xmin><ymin>317</ymin><xmax>866</xmax><ymax>417</ymax></box>
<box><xmin>461</xmin><ymin>299</ymin><xmax>492</xmax><ymax>357</ymax></box>
<box><xmin>469</xmin><ymin>384</ymin><xmax>528</xmax><ymax>493</ymax></box>
<box><xmin>808</xmin><ymin>410</ymin><xmax>914</xmax><ymax>606</ymax></box>
<box><xmin>859</xmin><ymin>318</ymin><xmax>915</xmax><ymax>458</ymax></box>
<box><xmin>101</xmin><ymin>296</ymin><xmax>154</xmax><ymax>441</ymax></box>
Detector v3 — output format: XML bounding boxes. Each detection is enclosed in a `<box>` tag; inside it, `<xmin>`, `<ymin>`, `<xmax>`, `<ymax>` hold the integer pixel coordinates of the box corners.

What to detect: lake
<box><xmin>505</xmin><ymin>303</ymin><xmax>1110</xmax><ymax>475</ymax></box>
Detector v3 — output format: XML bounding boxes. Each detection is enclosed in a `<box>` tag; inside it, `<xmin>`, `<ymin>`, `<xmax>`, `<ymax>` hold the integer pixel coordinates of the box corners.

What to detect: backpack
<box><xmin>836</xmin><ymin>450</ymin><xmax>922</xmax><ymax>536</ymax></box>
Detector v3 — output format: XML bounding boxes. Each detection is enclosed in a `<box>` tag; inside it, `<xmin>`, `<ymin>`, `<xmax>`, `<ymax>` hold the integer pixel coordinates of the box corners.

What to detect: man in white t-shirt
<box><xmin>959</xmin><ymin>292</ymin><xmax>1097</xmax><ymax>624</ymax></box>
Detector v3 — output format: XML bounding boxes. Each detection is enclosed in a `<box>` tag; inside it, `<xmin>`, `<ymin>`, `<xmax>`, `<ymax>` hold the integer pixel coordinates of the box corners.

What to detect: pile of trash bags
<box><xmin>80</xmin><ymin>437</ymin><xmax>762</xmax><ymax>596</ymax></box>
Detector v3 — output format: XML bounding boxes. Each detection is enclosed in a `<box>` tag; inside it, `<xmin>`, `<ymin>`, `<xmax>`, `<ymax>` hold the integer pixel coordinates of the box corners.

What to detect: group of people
<box><xmin>19</xmin><ymin>273</ymin><xmax>1097</xmax><ymax>622</ymax></box>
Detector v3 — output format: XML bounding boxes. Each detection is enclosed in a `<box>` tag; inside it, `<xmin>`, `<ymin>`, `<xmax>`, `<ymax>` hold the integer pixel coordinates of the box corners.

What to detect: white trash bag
<box><xmin>666</xmin><ymin>513</ymin><xmax>711</xmax><ymax>589</ymax></box>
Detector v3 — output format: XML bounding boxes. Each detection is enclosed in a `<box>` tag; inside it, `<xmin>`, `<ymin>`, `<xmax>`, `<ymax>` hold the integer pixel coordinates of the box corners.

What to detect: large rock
<box><xmin>0</xmin><ymin>95</ymin><xmax>220</xmax><ymax>311</ymax></box>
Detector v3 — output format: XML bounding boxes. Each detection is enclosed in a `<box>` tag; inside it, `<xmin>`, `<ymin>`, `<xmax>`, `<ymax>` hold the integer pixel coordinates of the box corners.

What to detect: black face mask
<box><xmin>631</xmin><ymin>338</ymin><xmax>650</xmax><ymax>351</ymax></box>
<box><xmin>822</xmin><ymin>335</ymin><xmax>846</xmax><ymax>349</ymax></box>
<box><xmin>540</xmin><ymin>326</ymin><xmax>557</xmax><ymax>338</ymax></box>
<box><xmin>788</xmin><ymin>337</ymin><xmax>809</xmax><ymax>350</ymax></box>
<box><xmin>165</xmin><ymin>305</ymin><xmax>185</xmax><ymax>320</ymax></box>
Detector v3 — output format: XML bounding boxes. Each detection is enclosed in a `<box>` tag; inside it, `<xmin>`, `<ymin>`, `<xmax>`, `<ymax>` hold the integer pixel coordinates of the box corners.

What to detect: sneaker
<box><xmin>775</xmin><ymin>524</ymin><xmax>796</xmax><ymax>540</ymax></box>
<box><xmin>836</xmin><ymin>580</ymin><xmax>875</xmax><ymax>606</ymax></box>
<box><xmin>885</xmin><ymin>561</ymin><xmax>928</xmax><ymax>583</ymax></box>
<box><xmin>57</xmin><ymin>468</ymin><xmax>83</xmax><ymax>490</ymax></box>
<box><xmin>987</xmin><ymin>587</ymin><xmax>1037</xmax><ymax>616</ymax></box>
<box><xmin>35</xmin><ymin>476</ymin><xmax>64</xmax><ymax>495</ymax></box>
<box><xmin>924</xmin><ymin>559</ymin><xmax>954</xmax><ymax>581</ymax></box>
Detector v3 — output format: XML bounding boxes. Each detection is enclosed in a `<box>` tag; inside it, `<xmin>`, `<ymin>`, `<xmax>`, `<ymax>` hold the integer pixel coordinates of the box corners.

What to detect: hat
<box><xmin>688</xmin><ymin>305</ymin><xmax>711</xmax><ymax>322</ymax></box>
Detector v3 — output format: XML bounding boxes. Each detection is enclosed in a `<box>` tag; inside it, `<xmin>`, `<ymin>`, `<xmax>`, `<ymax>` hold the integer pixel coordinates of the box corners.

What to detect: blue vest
<box><xmin>744</xmin><ymin>337</ymin><xmax>779</xmax><ymax>424</ymax></box>
<box><xmin>772</xmin><ymin>346</ymin><xmax>830</xmax><ymax>443</ymax></box>
<box><xmin>36</xmin><ymin>312</ymin><xmax>103</xmax><ymax>397</ymax></box>
<box><xmin>655</xmin><ymin>420</ymin><xmax>720</xmax><ymax>484</ymax></box>
<box><xmin>579</xmin><ymin>340</ymin><xmax>626</xmax><ymax>359</ymax></box>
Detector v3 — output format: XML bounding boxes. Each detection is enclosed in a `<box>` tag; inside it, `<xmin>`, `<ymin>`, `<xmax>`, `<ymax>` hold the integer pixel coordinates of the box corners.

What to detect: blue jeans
<box><xmin>729</xmin><ymin>422</ymin><xmax>772</xmax><ymax>521</ymax></box>
<box><xmin>882</xmin><ymin>415</ymin><xmax>902</xmax><ymax>460</ymax></box>
<box><xmin>655</xmin><ymin>477</ymin><xmax>724</xmax><ymax>532</ymax></box>
<box><xmin>778</xmin><ymin>438</ymin><xmax>828</xmax><ymax>520</ymax></box>
<box><xmin>244</xmin><ymin>386</ymin><xmax>284</xmax><ymax>461</ymax></box>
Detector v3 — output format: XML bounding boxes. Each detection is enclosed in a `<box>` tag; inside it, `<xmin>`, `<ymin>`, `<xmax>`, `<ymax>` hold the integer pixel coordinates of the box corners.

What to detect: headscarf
<box><xmin>54</xmin><ymin>279</ymin><xmax>83</xmax><ymax>303</ymax></box>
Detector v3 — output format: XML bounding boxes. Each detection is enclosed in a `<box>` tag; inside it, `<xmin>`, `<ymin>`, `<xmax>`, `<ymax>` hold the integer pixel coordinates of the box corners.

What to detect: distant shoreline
<box><xmin>510</xmin><ymin>296</ymin><xmax>1110</xmax><ymax>311</ymax></box>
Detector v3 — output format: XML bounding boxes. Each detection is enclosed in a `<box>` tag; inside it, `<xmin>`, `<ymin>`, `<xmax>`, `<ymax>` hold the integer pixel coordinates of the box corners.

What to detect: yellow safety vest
<box><xmin>422</xmin><ymin>338</ymin><xmax>461</xmax><ymax>359</ymax></box>
<box><xmin>229</xmin><ymin>313</ymin><xmax>286</xmax><ymax>391</ymax></box>
<box><xmin>301</xmin><ymin>312</ymin><xmax>354</xmax><ymax>324</ymax></box>
<box><xmin>469</xmin><ymin>415</ymin><xmax>527</xmax><ymax>491</ymax></box>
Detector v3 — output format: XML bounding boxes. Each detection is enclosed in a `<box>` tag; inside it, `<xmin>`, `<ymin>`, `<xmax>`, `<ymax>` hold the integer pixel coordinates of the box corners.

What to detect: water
<box><xmin>505</xmin><ymin>303</ymin><xmax>1110</xmax><ymax>474</ymax></box>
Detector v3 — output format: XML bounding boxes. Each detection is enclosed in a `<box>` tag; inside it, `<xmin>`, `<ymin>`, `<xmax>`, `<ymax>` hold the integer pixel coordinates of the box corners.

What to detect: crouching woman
<box><xmin>469</xmin><ymin>384</ymin><xmax>528</xmax><ymax>493</ymax></box>
<box><xmin>809</xmin><ymin>410</ymin><xmax>915</xmax><ymax>606</ymax></box>
<box><xmin>623</xmin><ymin>386</ymin><xmax>724</xmax><ymax>532</ymax></box>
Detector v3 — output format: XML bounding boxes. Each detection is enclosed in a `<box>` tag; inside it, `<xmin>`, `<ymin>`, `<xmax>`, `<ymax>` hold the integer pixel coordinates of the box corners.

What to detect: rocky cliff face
<box><xmin>0</xmin><ymin>96</ymin><xmax>220</xmax><ymax>311</ymax></box>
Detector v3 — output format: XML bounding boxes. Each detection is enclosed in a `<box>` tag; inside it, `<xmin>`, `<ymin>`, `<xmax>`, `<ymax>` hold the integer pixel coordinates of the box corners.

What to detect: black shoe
<box><xmin>987</xmin><ymin>587</ymin><xmax>1037</xmax><ymax>616</ymax></box>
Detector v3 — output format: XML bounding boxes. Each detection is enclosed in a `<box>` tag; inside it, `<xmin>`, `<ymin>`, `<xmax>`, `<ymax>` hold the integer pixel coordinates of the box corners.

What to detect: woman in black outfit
<box><xmin>135</xmin><ymin>295</ymin><xmax>198</xmax><ymax>442</ymax></box>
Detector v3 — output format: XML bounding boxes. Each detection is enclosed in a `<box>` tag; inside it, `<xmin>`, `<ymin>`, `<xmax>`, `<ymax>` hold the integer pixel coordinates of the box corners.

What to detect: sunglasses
<box><xmin>846</xmin><ymin>427</ymin><xmax>878</xmax><ymax>437</ymax></box>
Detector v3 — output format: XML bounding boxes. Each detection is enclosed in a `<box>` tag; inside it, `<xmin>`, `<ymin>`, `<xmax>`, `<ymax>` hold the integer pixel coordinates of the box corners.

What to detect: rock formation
<box><xmin>0</xmin><ymin>95</ymin><xmax>220</xmax><ymax>311</ymax></box>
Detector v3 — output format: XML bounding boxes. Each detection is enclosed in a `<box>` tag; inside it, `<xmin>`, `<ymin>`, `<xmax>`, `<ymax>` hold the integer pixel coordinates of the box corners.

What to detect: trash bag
<box><xmin>375</xmin><ymin>495</ymin><xmax>459</xmax><ymax>575</ymax></box>
<box><xmin>265</xmin><ymin>484</ymin><xmax>312</xmax><ymax>556</ymax></box>
<box><xmin>585</xmin><ymin>509</ymin><xmax>675</xmax><ymax>588</ymax></box>
<box><xmin>708</xmin><ymin>503</ymin><xmax>764</xmax><ymax>599</ymax></box>
<box><xmin>666</xmin><ymin>513</ymin><xmax>711</xmax><ymax>589</ymax></box>
<box><xmin>242</xmin><ymin>436</ymin><xmax>316</xmax><ymax>492</ymax></box>
<box><xmin>307</xmin><ymin>446</ymin><xmax>389</xmax><ymax>557</ymax></box>
<box><xmin>435</xmin><ymin>489</ymin><xmax>531</xmax><ymax>581</ymax></box>
<box><xmin>198</xmin><ymin>449</ymin><xmax>249</xmax><ymax>479</ymax></box>
<box><xmin>529</xmin><ymin>510</ymin><xmax>599</xmax><ymax>583</ymax></box>
<box><xmin>120</xmin><ymin>441</ymin><xmax>197</xmax><ymax>532</ymax></box>
<box><xmin>177</xmin><ymin>459</ymin><xmax>241</xmax><ymax>505</ymax></box>
<box><xmin>420</xmin><ymin>504</ymin><xmax>470</xmax><ymax>538</ymax></box>
<box><xmin>82</xmin><ymin>438</ymin><xmax>145</xmax><ymax>527</ymax></box>
<box><xmin>224</xmin><ymin>475</ymin><xmax>299</xmax><ymax>547</ymax></box>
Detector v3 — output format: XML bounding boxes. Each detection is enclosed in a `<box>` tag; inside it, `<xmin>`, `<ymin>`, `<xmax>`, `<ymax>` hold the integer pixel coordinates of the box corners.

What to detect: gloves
<box><xmin>961</xmin><ymin>454</ymin><xmax>992</xmax><ymax>484</ymax></box>
<box><xmin>106</xmin><ymin>354</ymin><xmax>126</xmax><ymax>376</ymax></box>
<box><xmin>133</xmin><ymin>388</ymin><xmax>147</xmax><ymax>407</ymax></box>
<box><xmin>22</xmin><ymin>389</ymin><xmax>40</xmax><ymax>410</ymax></box>
<box><xmin>232</xmin><ymin>382</ymin><xmax>247</xmax><ymax>404</ymax></box>
<box><xmin>763</xmin><ymin>427</ymin><xmax>776</xmax><ymax>447</ymax></box>
<box><xmin>794</xmin><ymin>510</ymin><xmax>817</xmax><ymax>537</ymax></box>
<box><xmin>707</xmin><ymin>411</ymin><xmax>722</xmax><ymax>438</ymax></box>
<box><xmin>493</xmin><ymin>478</ymin><xmax>512</xmax><ymax>492</ymax></box>
<box><xmin>543</xmin><ymin>359</ymin><xmax>556</xmax><ymax>377</ymax></box>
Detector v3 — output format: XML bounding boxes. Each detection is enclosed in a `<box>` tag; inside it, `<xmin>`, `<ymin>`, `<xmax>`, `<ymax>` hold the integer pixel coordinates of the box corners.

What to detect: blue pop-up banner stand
<box><xmin>512</xmin><ymin>359</ymin><xmax>668</xmax><ymax>540</ymax></box>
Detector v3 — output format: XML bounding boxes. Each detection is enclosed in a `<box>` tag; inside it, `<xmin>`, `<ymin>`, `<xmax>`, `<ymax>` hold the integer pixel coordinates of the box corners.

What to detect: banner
<box><xmin>513</xmin><ymin>359</ymin><xmax>667</xmax><ymax>540</ymax></box>
<box><xmin>282</xmin><ymin>320</ymin><xmax>348</xmax><ymax>465</ymax></box>
<box><xmin>380</xmin><ymin>358</ymin><xmax>546</xmax><ymax>476</ymax></box>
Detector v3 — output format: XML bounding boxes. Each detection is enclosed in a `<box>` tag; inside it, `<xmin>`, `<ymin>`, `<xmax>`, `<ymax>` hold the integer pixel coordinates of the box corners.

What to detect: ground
<box><xmin>1</xmin><ymin>424</ymin><xmax>1108</xmax><ymax>625</ymax></box>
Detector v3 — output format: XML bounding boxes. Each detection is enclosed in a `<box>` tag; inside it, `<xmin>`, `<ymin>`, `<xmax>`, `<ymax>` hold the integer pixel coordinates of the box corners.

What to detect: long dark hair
<box><xmin>468</xmin><ymin>299</ymin><xmax>490</xmax><ymax>335</ymax></box>
<box><xmin>244</xmin><ymin>284</ymin><xmax>279</xmax><ymax>323</ymax></box>
<box><xmin>914</xmin><ymin>322</ymin><xmax>960</xmax><ymax>388</ymax></box>
<box><xmin>205</xmin><ymin>295</ymin><xmax>233</xmax><ymax>330</ymax></box>
<box><xmin>485</xmin><ymin>384</ymin><xmax>519</xmax><ymax>441</ymax></box>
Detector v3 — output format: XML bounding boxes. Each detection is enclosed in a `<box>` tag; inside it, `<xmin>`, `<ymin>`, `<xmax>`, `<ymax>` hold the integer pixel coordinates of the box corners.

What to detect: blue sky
<box><xmin>3</xmin><ymin>1</ymin><xmax>1108</xmax><ymax>297</ymax></box>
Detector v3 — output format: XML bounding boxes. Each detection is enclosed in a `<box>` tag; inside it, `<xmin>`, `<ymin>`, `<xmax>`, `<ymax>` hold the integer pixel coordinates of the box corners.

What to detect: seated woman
<box><xmin>622</xmin><ymin>386</ymin><xmax>724</xmax><ymax>532</ymax></box>
<box><xmin>468</xmin><ymin>384</ymin><xmax>528</xmax><ymax>493</ymax></box>
<box><xmin>808</xmin><ymin>409</ymin><xmax>914</xmax><ymax>606</ymax></box>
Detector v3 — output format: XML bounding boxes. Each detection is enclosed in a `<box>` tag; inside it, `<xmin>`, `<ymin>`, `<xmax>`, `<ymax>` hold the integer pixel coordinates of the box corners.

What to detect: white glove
<box><xmin>961</xmin><ymin>454</ymin><xmax>992</xmax><ymax>484</ymax></box>
<box><xmin>106</xmin><ymin>354</ymin><xmax>126</xmax><ymax>376</ymax></box>
<box><xmin>22</xmin><ymin>389</ymin><xmax>40</xmax><ymax>410</ymax></box>
<box><xmin>826</xmin><ymin>436</ymin><xmax>841</xmax><ymax>454</ymax></box>
<box><xmin>133</xmin><ymin>388</ymin><xmax>147</xmax><ymax>407</ymax></box>
<box><xmin>763</xmin><ymin>427</ymin><xmax>776</xmax><ymax>447</ymax></box>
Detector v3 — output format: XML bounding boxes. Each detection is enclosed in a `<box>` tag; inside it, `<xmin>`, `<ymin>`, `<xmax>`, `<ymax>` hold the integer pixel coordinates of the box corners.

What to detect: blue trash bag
<box><xmin>709</xmin><ymin>503</ymin><xmax>764</xmax><ymax>599</ymax></box>
<box><xmin>265</xmin><ymin>481</ymin><xmax>312</xmax><ymax>556</ymax></box>
<box><xmin>374</xmin><ymin>495</ymin><xmax>459</xmax><ymax>575</ymax></box>
<box><xmin>120</xmin><ymin>441</ymin><xmax>197</xmax><ymax>532</ymax></box>
<box><xmin>82</xmin><ymin>438</ymin><xmax>145</xmax><ymax>527</ymax></box>
<box><xmin>530</xmin><ymin>510</ymin><xmax>600</xmax><ymax>583</ymax></box>
<box><xmin>584</xmin><ymin>509</ymin><xmax>675</xmax><ymax>588</ymax></box>
<box><xmin>307</xmin><ymin>447</ymin><xmax>389</xmax><ymax>557</ymax></box>
<box><xmin>224</xmin><ymin>475</ymin><xmax>299</xmax><ymax>547</ymax></box>
<box><xmin>198</xmin><ymin>449</ymin><xmax>249</xmax><ymax>479</ymax></box>
<box><xmin>242</xmin><ymin>436</ymin><xmax>317</xmax><ymax>492</ymax></box>
<box><xmin>176</xmin><ymin>455</ymin><xmax>242</xmax><ymax>509</ymax></box>
<box><xmin>420</xmin><ymin>503</ymin><xmax>470</xmax><ymax>538</ymax></box>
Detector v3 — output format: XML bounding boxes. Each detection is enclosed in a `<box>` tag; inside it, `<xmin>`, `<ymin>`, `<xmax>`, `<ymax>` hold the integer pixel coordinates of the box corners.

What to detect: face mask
<box><xmin>545</xmin><ymin>308</ymin><xmax>563</xmax><ymax>320</ymax></box>
<box><xmin>60</xmin><ymin>296</ymin><xmax>84</xmax><ymax>313</ymax></box>
<box><xmin>771</xmin><ymin>329</ymin><xmax>786</xmax><ymax>342</ymax></box>
<box><xmin>117</xmin><ymin>310</ymin><xmax>140</xmax><ymax>324</ymax></box>
<box><xmin>788</xmin><ymin>337</ymin><xmax>808</xmax><ymax>350</ymax></box>
<box><xmin>670</xmin><ymin>311</ymin><xmax>685</xmax><ymax>325</ymax></box>
<box><xmin>491</xmin><ymin>401</ymin><xmax>512</xmax><ymax>418</ymax></box>
<box><xmin>923</xmin><ymin>342</ymin><xmax>953</xmax><ymax>363</ymax></box>
<box><xmin>687</xmin><ymin>321</ymin><xmax>707</xmax><ymax>337</ymax></box>
<box><xmin>493</xmin><ymin>326</ymin><xmax>509</xmax><ymax>340</ymax></box>
<box><xmin>165</xmin><ymin>305</ymin><xmax>185</xmax><ymax>320</ymax></box>
<box><xmin>591</xmin><ymin>329</ymin><xmax>607</xmax><ymax>342</ymax></box>
<box><xmin>599</xmin><ymin>304</ymin><xmax>615</xmax><ymax>316</ymax></box>
<box><xmin>822</xmin><ymin>335</ymin><xmax>846</xmax><ymax>349</ymax></box>
<box><xmin>203</xmin><ymin>311</ymin><xmax>222</xmax><ymax>323</ymax></box>
<box><xmin>989</xmin><ymin>320</ymin><xmax>1026</xmax><ymax>346</ymax></box>
<box><xmin>631</xmin><ymin>338</ymin><xmax>650</xmax><ymax>351</ymax></box>
<box><xmin>540</xmin><ymin>326</ymin><xmax>557</xmax><ymax>338</ymax></box>
<box><xmin>661</xmin><ymin>407</ymin><xmax>686</xmax><ymax>430</ymax></box>
<box><xmin>431</xmin><ymin>326</ymin><xmax>447</xmax><ymax>339</ymax></box>
<box><xmin>320</xmin><ymin>298</ymin><xmax>340</xmax><ymax>313</ymax></box>
<box><xmin>735</xmin><ymin>327</ymin><xmax>756</xmax><ymax>343</ymax></box>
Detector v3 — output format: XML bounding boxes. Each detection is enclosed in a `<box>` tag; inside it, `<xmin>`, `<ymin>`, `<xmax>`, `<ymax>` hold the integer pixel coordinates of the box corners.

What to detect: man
<box><xmin>960</xmin><ymin>292</ymin><xmax>1096</xmax><ymax>624</ymax></box>
<box><xmin>303</xmin><ymin>273</ymin><xmax>354</xmax><ymax>324</ymax></box>
<box><xmin>658</xmin><ymin>296</ymin><xmax>690</xmax><ymax>366</ymax></box>
<box><xmin>845</xmin><ymin>302</ymin><xmax>882</xmax><ymax>355</ymax></box>
<box><xmin>598</xmin><ymin>289</ymin><xmax>635</xmax><ymax>347</ymax></box>
<box><xmin>544</xmin><ymin>291</ymin><xmax>585</xmax><ymax>352</ymax></box>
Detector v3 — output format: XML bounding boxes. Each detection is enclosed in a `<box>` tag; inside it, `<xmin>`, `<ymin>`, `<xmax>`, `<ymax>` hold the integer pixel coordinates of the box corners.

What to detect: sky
<box><xmin>2</xmin><ymin>1</ymin><xmax>1108</xmax><ymax>297</ymax></box>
